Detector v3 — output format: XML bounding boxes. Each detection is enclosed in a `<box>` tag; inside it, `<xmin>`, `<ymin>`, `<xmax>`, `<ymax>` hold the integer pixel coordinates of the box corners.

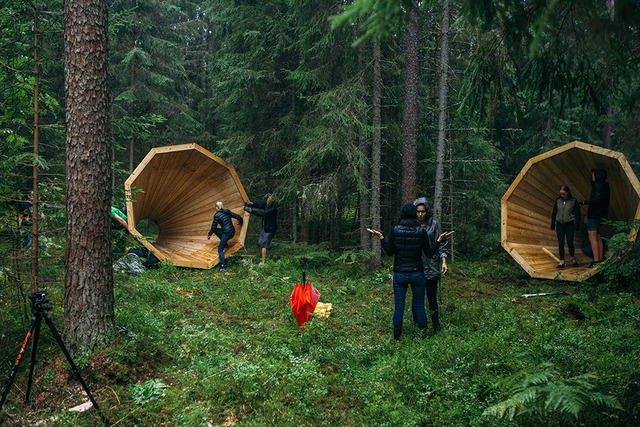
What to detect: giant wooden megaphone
<box><xmin>502</xmin><ymin>141</ymin><xmax>640</xmax><ymax>281</ymax></box>
<box><xmin>125</xmin><ymin>144</ymin><xmax>249</xmax><ymax>269</ymax></box>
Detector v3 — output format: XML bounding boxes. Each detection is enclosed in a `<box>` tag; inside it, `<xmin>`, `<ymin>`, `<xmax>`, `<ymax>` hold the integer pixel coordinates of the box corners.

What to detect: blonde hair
<box><xmin>215</xmin><ymin>201</ymin><xmax>224</xmax><ymax>210</ymax></box>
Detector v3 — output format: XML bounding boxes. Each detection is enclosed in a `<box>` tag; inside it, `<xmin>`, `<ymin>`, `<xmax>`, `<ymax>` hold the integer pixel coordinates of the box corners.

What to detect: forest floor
<box><xmin>0</xmin><ymin>241</ymin><xmax>638</xmax><ymax>426</ymax></box>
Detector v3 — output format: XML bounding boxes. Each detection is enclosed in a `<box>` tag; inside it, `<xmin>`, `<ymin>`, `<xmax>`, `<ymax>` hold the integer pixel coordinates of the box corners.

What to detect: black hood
<box><xmin>592</xmin><ymin>169</ymin><xmax>608</xmax><ymax>184</ymax></box>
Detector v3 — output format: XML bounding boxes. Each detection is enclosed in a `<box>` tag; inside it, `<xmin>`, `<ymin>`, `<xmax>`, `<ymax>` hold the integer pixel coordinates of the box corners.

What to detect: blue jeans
<box><xmin>212</xmin><ymin>229</ymin><xmax>233</xmax><ymax>265</ymax></box>
<box><xmin>393</xmin><ymin>272</ymin><xmax>427</xmax><ymax>337</ymax></box>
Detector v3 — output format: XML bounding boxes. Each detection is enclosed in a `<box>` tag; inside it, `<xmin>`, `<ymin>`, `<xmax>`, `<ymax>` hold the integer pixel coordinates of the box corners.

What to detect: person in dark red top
<box><xmin>244</xmin><ymin>195</ymin><xmax>277</xmax><ymax>263</ymax></box>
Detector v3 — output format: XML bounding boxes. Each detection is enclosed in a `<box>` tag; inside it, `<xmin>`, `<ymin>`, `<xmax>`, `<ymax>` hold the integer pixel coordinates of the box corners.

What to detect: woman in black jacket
<box><xmin>581</xmin><ymin>169</ymin><xmax>610</xmax><ymax>268</ymax></box>
<box><xmin>368</xmin><ymin>204</ymin><xmax>453</xmax><ymax>340</ymax></box>
<box><xmin>207</xmin><ymin>201</ymin><xmax>243</xmax><ymax>271</ymax></box>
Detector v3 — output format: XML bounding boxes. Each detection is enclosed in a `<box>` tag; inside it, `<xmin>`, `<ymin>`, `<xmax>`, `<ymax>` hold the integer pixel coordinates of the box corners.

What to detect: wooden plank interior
<box><xmin>124</xmin><ymin>144</ymin><xmax>250</xmax><ymax>269</ymax></box>
<box><xmin>502</xmin><ymin>141</ymin><xmax>640</xmax><ymax>282</ymax></box>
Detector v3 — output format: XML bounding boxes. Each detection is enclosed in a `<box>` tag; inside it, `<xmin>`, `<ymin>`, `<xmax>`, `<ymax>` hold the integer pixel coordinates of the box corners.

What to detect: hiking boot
<box><xmin>572</xmin><ymin>260</ymin><xmax>579</xmax><ymax>267</ymax></box>
<box><xmin>586</xmin><ymin>261</ymin><xmax>599</xmax><ymax>269</ymax></box>
<box><xmin>556</xmin><ymin>262</ymin><xmax>565</xmax><ymax>269</ymax></box>
<box><xmin>219</xmin><ymin>263</ymin><xmax>227</xmax><ymax>272</ymax></box>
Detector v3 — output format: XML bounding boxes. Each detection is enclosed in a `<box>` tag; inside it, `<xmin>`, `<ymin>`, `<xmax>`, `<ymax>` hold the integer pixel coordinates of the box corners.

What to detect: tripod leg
<box><xmin>42</xmin><ymin>315</ymin><xmax>109</xmax><ymax>426</ymax></box>
<box><xmin>24</xmin><ymin>315</ymin><xmax>42</xmax><ymax>404</ymax></box>
<box><xmin>0</xmin><ymin>315</ymin><xmax>39</xmax><ymax>410</ymax></box>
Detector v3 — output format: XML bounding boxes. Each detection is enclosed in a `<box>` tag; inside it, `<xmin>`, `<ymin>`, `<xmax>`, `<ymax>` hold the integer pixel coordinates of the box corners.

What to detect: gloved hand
<box><xmin>244</xmin><ymin>206</ymin><xmax>252</xmax><ymax>213</ymax></box>
<box><xmin>245</xmin><ymin>201</ymin><xmax>254</xmax><ymax>207</ymax></box>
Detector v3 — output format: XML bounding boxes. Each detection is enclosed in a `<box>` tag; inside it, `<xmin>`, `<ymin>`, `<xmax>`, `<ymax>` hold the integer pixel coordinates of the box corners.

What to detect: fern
<box><xmin>483</xmin><ymin>363</ymin><xmax>623</xmax><ymax>423</ymax></box>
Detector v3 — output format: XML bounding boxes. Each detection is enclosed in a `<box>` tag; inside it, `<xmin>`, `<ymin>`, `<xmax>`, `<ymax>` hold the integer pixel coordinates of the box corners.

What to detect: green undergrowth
<box><xmin>0</xmin><ymin>243</ymin><xmax>639</xmax><ymax>426</ymax></box>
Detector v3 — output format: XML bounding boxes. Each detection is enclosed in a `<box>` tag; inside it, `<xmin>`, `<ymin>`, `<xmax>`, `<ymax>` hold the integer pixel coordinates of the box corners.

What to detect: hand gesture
<box><xmin>366</xmin><ymin>228</ymin><xmax>384</xmax><ymax>240</ymax></box>
<box><xmin>437</xmin><ymin>231</ymin><xmax>455</xmax><ymax>243</ymax></box>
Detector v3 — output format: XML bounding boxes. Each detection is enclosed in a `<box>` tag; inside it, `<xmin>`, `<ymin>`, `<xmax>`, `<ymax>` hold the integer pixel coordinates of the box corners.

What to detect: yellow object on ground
<box><xmin>542</xmin><ymin>247</ymin><xmax>560</xmax><ymax>263</ymax></box>
<box><xmin>313</xmin><ymin>302</ymin><xmax>333</xmax><ymax>318</ymax></box>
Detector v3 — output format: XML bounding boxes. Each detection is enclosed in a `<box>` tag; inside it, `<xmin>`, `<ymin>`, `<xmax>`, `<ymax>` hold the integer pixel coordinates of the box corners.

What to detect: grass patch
<box><xmin>0</xmin><ymin>242</ymin><xmax>638</xmax><ymax>426</ymax></box>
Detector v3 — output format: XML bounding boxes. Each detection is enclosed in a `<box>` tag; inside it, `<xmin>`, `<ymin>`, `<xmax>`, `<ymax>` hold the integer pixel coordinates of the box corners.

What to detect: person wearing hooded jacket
<box><xmin>207</xmin><ymin>201</ymin><xmax>243</xmax><ymax>271</ymax></box>
<box><xmin>581</xmin><ymin>169</ymin><xmax>610</xmax><ymax>268</ymax></box>
<box><xmin>367</xmin><ymin>204</ymin><xmax>453</xmax><ymax>340</ymax></box>
<box><xmin>412</xmin><ymin>197</ymin><xmax>447</xmax><ymax>332</ymax></box>
<box><xmin>244</xmin><ymin>195</ymin><xmax>277</xmax><ymax>263</ymax></box>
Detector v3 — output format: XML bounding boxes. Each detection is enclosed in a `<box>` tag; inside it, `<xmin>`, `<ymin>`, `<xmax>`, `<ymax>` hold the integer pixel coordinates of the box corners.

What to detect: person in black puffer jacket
<box><xmin>368</xmin><ymin>204</ymin><xmax>453</xmax><ymax>340</ymax></box>
<box><xmin>208</xmin><ymin>201</ymin><xmax>243</xmax><ymax>271</ymax></box>
<box><xmin>581</xmin><ymin>169</ymin><xmax>610</xmax><ymax>268</ymax></box>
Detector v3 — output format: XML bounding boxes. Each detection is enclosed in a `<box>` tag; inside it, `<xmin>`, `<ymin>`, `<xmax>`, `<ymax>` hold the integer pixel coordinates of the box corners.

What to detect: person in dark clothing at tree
<box><xmin>550</xmin><ymin>185</ymin><xmax>581</xmax><ymax>268</ymax></box>
<box><xmin>412</xmin><ymin>197</ymin><xmax>447</xmax><ymax>333</ymax></box>
<box><xmin>368</xmin><ymin>203</ymin><xmax>453</xmax><ymax>341</ymax></box>
<box><xmin>581</xmin><ymin>169</ymin><xmax>610</xmax><ymax>268</ymax></box>
<box><xmin>244</xmin><ymin>194</ymin><xmax>277</xmax><ymax>263</ymax></box>
<box><xmin>207</xmin><ymin>201</ymin><xmax>243</xmax><ymax>272</ymax></box>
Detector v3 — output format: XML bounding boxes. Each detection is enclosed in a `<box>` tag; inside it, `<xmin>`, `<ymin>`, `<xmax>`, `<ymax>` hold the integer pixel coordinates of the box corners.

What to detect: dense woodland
<box><xmin>1</xmin><ymin>1</ymin><xmax>640</xmax><ymax>424</ymax></box>
<box><xmin>3</xmin><ymin>0</ymin><xmax>639</xmax><ymax>251</ymax></box>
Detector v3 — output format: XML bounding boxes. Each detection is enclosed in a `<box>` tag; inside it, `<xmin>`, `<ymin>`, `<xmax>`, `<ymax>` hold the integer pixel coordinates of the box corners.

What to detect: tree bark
<box><xmin>358</xmin><ymin>42</ymin><xmax>371</xmax><ymax>255</ymax></box>
<box><xmin>31</xmin><ymin>0</ymin><xmax>41</xmax><ymax>293</ymax></box>
<box><xmin>128</xmin><ymin>0</ymin><xmax>137</xmax><ymax>172</ymax></box>
<box><xmin>371</xmin><ymin>41</ymin><xmax>382</xmax><ymax>267</ymax></box>
<box><xmin>401</xmin><ymin>5</ymin><xmax>419</xmax><ymax>204</ymax></box>
<box><xmin>63</xmin><ymin>0</ymin><xmax>114</xmax><ymax>353</ymax></box>
<box><xmin>433</xmin><ymin>0</ymin><xmax>450</xmax><ymax>223</ymax></box>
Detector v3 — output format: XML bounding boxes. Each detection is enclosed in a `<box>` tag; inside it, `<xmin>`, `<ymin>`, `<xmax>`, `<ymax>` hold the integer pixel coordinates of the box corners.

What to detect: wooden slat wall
<box><xmin>502</xmin><ymin>141</ymin><xmax>640</xmax><ymax>282</ymax></box>
<box><xmin>124</xmin><ymin>144</ymin><xmax>250</xmax><ymax>269</ymax></box>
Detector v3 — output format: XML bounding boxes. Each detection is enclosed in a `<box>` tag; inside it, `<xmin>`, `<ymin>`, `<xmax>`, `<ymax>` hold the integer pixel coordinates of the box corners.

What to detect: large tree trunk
<box><xmin>31</xmin><ymin>0</ymin><xmax>41</xmax><ymax>293</ymax></box>
<box><xmin>63</xmin><ymin>0</ymin><xmax>114</xmax><ymax>353</ymax></box>
<box><xmin>603</xmin><ymin>104</ymin><xmax>612</xmax><ymax>149</ymax></box>
<box><xmin>358</xmin><ymin>42</ymin><xmax>371</xmax><ymax>255</ymax></box>
<box><xmin>128</xmin><ymin>0</ymin><xmax>137</xmax><ymax>172</ymax></box>
<box><xmin>401</xmin><ymin>5</ymin><xmax>419</xmax><ymax>204</ymax></box>
<box><xmin>371</xmin><ymin>41</ymin><xmax>382</xmax><ymax>267</ymax></box>
<box><xmin>433</xmin><ymin>0</ymin><xmax>450</xmax><ymax>223</ymax></box>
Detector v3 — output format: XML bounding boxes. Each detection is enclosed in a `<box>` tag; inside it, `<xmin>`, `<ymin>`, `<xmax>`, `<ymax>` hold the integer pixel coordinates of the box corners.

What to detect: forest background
<box><xmin>3</xmin><ymin>0</ymin><xmax>640</xmax><ymax>259</ymax></box>
<box><xmin>1</xmin><ymin>0</ymin><xmax>640</xmax><ymax>425</ymax></box>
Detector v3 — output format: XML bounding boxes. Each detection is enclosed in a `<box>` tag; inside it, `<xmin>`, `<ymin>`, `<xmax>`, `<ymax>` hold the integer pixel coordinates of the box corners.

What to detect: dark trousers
<box><xmin>425</xmin><ymin>279</ymin><xmax>440</xmax><ymax>330</ymax></box>
<box><xmin>555</xmin><ymin>222</ymin><xmax>575</xmax><ymax>261</ymax></box>
<box><xmin>412</xmin><ymin>279</ymin><xmax>441</xmax><ymax>330</ymax></box>
<box><xmin>393</xmin><ymin>272</ymin><xmax>427</xmax><ymax>339</ymax></box>
<box><xmin>212</xmin><ymin>228</ymin><xmax>234</xmax><ymax>265</ymax></box>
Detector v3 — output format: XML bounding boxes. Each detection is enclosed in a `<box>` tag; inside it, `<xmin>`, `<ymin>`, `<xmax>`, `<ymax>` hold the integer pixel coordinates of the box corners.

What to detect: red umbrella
<box><xmin>290</xmin><ymin>272</ymin><xmax>320</xmax><ymax>332</ymax></box>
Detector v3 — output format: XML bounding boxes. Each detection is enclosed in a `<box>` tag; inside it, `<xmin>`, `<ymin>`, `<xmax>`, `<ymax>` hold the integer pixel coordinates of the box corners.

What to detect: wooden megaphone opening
<box><xmin>125</xmin><ymin>144</ymin><xmax>250</xmax><ymax>269</ymax></box>
<box><xmin>502</xmin><ymin>141</ymin><xmax>640</xmax><ymax>281</ymax></box>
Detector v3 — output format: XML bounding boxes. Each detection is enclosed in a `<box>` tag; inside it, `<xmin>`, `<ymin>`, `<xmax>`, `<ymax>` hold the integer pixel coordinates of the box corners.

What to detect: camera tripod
<box><xmin>0</xmin><ymin>291</ymin><xmax>109</xmax><ymax>426</ymax></box>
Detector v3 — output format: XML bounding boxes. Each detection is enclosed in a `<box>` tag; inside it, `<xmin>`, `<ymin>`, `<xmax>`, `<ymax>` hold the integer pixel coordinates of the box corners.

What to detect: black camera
<box><xmin>29</xmin><ymin>291</ymin><xmax>52</xmax><ymax>314</ymax></box>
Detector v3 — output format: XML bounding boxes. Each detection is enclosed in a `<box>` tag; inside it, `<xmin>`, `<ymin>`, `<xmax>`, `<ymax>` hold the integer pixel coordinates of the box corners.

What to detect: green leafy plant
<box><xmin>483</xmin><ymin>363</ymin><xmax>623</xmax><ymax>424</ymax></box>
<box><xmin>129</xmin><ymin>379</ymin><xmax>169</xmax><ymax>405</ymax></box>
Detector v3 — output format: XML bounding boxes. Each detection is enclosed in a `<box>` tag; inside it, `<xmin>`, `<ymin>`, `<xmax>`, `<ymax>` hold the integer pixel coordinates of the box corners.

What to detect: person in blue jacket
<box><xmin>244</xmin><ymin>195</ymin><xmax>277</xmax><ymax>263</ymax></box>
<box><xmin>208</xmin><ymin>201</ymin><xmax>243</xmax><ymax>272</ymax></box>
